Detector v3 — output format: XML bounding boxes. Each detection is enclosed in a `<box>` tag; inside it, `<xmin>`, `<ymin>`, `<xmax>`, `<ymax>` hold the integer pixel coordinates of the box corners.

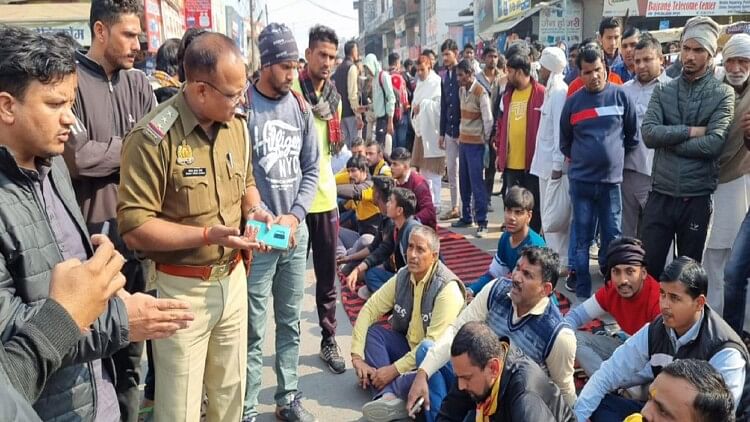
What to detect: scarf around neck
<box><xmin>299</xmin><ymin>69</ymin><xmax>343</xmax><ymax>154</ymax></box>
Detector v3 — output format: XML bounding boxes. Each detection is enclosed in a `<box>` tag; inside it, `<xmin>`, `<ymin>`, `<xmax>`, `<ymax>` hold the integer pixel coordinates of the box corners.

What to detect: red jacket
<box><xmin>398</xmin><ymin>170</ymin><xmax>437</xmax><ymax>230</ymax></box>
<box><xmin>495</xmin><ymin>78</ymin><xmax>545</xmax><ymax>172</ymax></box>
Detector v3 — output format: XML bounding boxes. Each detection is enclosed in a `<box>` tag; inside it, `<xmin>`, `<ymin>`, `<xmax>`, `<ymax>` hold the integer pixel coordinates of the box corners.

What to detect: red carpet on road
<box><xmin>339</xmin><ymin>227</ymin><xmax>575</xmax><ymax>325</ymax></box>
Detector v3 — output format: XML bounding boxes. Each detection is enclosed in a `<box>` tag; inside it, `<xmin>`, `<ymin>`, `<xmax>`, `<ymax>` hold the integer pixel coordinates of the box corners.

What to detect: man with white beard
<box><xmin>705</xmin><ymin>34</ymin><xmax>750</xmax><ymax>316</ymax></box>
<box><xmin>529</xmin><ymin>47</ymin><xmax>569</xmax><ymax>271</ymax></box>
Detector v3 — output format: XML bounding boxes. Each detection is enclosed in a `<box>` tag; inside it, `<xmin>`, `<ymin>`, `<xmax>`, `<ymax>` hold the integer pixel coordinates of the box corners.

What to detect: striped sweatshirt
<box><xmin>559</xmin><ymin>83</ymin><xmax>638</xmax><ymax>184</ymax></box>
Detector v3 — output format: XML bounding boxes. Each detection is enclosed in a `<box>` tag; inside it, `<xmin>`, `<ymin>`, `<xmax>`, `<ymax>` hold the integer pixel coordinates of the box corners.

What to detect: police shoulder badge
<box><xmin>176</xmin><ymin>141</ymin><xmax>195</xmax><ymax>165</ymax></box>
<box><xmin>143</xmin><ymin>105</ymin><xmax>179</xmax><ymax>144</ymax></box>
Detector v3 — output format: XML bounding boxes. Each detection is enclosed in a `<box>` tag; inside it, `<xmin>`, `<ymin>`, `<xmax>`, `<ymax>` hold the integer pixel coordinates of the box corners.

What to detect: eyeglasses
<box><xmin>196</xmin><ymin>80</ymin><xmax>249</xmax><ymax>105</ymax></box>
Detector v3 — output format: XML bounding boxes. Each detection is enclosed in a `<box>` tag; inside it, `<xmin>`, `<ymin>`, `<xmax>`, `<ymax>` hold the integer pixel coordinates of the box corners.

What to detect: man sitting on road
<box><xmin>407</xmin><ymin>247</ymin><xmax>577</xmax><ymax>413</ymax></box>
<box><xmin>346</xmin><ymin>187</ymin><xmax>422</xmax><ymax>296</ymax></box>
<box><xmin>564</xmin><ymin>237</ymin><xmax>660</xmax><ymax>377</ymax></box>
<box><xmin>624</xmin><ymin>359</ymin><xmax>736</xmax><ymax>422</ymax></box>
<box><xmin>575</xmin><ymin>257</ymin><xmax>749</xmax><ymax>422</ymax></box>
<box><xmin>350</xmin><ymin>227</ymin><xmax>465</xmax><ymax>422</ymax></box>
<box><xmin>466</xmin><ymin>186</ymin><xmax>545</xmax><ymax>297</ymax></box>
<box><xmin>434</xmin><ymin>322</ymin><xmax>575</xmax><ymax>422</ymax></box>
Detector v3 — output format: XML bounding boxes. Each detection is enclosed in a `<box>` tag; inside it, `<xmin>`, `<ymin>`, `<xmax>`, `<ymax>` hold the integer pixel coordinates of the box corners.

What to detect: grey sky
<box><xmin>264</xmin><ymin>0</ymin><xmax>359</xmax><ymax>53</ymax></box>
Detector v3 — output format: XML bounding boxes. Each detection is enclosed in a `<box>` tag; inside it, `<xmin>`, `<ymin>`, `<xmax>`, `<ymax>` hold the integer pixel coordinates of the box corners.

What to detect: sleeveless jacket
<box><xmin>391</xmin><ymin>262</ymin><xmax>465</xmax><ymax>335</ymax></box>
<box><xmin>486</xmin><ymin>278</ymin><xmax>569</xmax><ymax>364</ymax></box>
<box><xmin>648</xmin><ymin>305</ymin><xmax>750</xmax><ymax>420</ymax></box>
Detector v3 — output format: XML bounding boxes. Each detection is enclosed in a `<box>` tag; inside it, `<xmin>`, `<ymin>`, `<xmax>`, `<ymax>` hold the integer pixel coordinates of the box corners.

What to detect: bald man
<box><xmin>118</xmin><ymin>32</ymin><xmax>269</xmax><ymax>421</ymax></box>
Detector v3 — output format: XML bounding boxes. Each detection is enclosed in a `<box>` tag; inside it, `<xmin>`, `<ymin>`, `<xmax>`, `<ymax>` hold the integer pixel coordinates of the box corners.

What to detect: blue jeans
<box><xmin>724</xmin><ymin>208</ymin><xmax>750</xmax><ymax>333</ymax></box>
<box><xmin>243</xmin><ymin>225</ymin><xmax>309</xmax><ymax>417</ymax></box>
<box><xmin>569</xmin><ymin>180</ymin><xmax>622</xmax><ymax>298</ymax></box>
<box><xmin>373</xmin><ymin>338</ymin><xmax>454</xmax><ymax>422</ymax></box>
<box><xmin>590</xmin><ymin>393</ymin><xmax>644</xmax><ymax>422</ymax></box>
<box><xmin>394</xmin><ymin>114</ymin><xmax>409</xmax><ymax>150</ymax></box>
<box><xmin>365</xmin><ymin>266</ymin><xmax>396</xmax><ymax>293</ymax></box>
<box><xmin>458</xmin><ymin>143</ymin><xmax>488</xmax><ymax>225</ymax></box>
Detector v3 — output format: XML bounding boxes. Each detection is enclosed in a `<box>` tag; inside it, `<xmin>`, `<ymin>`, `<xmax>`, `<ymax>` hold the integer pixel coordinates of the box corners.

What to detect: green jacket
<box><xmin>642</xmin><ymin>69</ymin><xmax>735</xmax><ymax>197</ymax></box>
<box><xmin>0</xmin><ymin>147</ymin><xmax>129</xmax><ymax>421</ymax></box>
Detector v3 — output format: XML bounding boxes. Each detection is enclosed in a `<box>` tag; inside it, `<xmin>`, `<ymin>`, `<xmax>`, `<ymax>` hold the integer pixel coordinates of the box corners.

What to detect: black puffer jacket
<box><xmin>0</xmin><ymin>148</ymin><xmax>129</xmax><ymax>420</ymax></box>
<box><xmin>642</xmin><ymin>68</ymin><xmax>735</xmax><ymax>197</ymax></box>
<box><xmin>437</xmin><ymin>351</ymin><xmax>575</xmax><ymax>422</ymax></box>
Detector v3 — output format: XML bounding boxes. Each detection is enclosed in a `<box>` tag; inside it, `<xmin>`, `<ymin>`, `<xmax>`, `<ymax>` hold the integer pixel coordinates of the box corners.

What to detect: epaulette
<box><xmin>143</xmin><ymin>105</ymin><xmax>179</xmax><ymax>144</ymax></box>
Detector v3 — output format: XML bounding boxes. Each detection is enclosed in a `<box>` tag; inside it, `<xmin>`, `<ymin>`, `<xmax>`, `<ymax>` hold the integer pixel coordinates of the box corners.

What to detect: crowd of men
<box><xmin>1</xmin><ymin>0</ymin><xmax>750</xmax><ymax>421</ymax></box>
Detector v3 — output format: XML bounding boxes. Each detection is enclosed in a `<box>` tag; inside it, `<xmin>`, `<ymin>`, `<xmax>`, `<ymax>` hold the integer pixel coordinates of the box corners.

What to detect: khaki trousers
<box><xmin>153</xmin><ymin>262</ymin><xmax>247</xmax><ymax>422</ymax></box>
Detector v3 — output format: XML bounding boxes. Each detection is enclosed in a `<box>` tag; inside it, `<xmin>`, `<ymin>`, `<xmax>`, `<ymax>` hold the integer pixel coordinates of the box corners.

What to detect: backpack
<box><xmin>379</xmin><ymin>70</ymin><xmax>409</xmax><ymax>121</ymax></box>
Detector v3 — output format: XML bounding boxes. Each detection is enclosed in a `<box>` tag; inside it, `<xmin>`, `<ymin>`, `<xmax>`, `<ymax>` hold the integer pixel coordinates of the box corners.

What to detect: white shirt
<box><xmin>530</xmin><ymin>73</ymin><xmax>568</xmax><ymax>179</ymax></box>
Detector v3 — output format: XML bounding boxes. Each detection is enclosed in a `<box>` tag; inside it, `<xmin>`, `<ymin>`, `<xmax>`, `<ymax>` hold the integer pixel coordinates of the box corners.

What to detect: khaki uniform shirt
<box><xmin>117</xmin><ymin>90</ymin><xmax>255</xmax><ymax>266</ymax></box>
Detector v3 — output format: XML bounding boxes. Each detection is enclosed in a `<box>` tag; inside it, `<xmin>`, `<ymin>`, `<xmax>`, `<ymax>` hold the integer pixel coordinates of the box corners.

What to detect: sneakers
<box><xmin>475</xmin><ymin>225</ymin><xmax>488</xmax><ymax>238</ymax></box>
<box><xmin>362</xmin><ymin>397</ymin><xmax>409</xmax><ymax>422</ymax></box>
<box><xmin>320</xmin><ymin>338</ymin><xmax>346</xmax><ymax>374</ymax></box>
<box><xmin>564</xmin><ymin>271</ymin><xmax>577</xmax><ymax>293</ymax></box>
<box><xmin>451</xmin><ymin>219</ymin><xmax>474</xmax><ymax>228</ymax></box>
<box><xmin>275</xmin><ymin>393</ymin><xmax>317</xmax><ymax>422</ymax></box>
<box><xmin>440</xmin><ymin>208</ymin><xmax>460</xmax><ymax>221</ymax></box>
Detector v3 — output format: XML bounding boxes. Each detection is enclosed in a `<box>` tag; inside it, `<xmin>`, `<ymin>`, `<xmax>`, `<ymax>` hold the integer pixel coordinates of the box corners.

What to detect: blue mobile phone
<box><xmin>247</xmin><ymin>220</ymin><xmax>291</xmax><ymax>250</ymax></box>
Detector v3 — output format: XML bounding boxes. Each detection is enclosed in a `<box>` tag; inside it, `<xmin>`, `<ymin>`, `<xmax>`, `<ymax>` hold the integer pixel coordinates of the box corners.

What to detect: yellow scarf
<box><xmin>476</xmin><ymin>344</ymin><xmax>508</xmax><ymax>422</ymax></box>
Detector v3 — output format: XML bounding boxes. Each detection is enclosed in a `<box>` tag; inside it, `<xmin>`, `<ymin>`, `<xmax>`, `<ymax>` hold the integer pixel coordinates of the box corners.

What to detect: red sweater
<box><xmin>398</xmin><ymin>170</ymin><xmax>437</xmax><ymax>230</ymax></box>
<box><xmin>495</xmin><ymin>79</ymin><xmax>545</xmax><ymax>172</ymax></box>
<box><xmin>594</xmin><ymin>274</ymin><xmax>661</xmax><ymax>335</ymax></box>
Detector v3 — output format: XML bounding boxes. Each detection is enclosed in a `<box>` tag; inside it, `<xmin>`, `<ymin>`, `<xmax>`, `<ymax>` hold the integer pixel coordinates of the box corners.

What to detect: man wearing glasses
<box><xmin>117</xmin><ymin>32</ymin><xmax>271</xmax><ymax>421</ymax></box>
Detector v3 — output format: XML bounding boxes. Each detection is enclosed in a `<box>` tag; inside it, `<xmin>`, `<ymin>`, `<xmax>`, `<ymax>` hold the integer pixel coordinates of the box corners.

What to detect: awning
<box><xmin>479</xmin><ymin>0</ymin><xmax>560</xmax><ymax>39</ymax></box>
<box><xmin>0</xmin><ymin>2</ymin><xmax>90</xmax><ymax>23</ymax></box>
<box><xmin>0</xmin><ymin>3</ymin><xmax>92</xmax><ymax>46</ymax></box>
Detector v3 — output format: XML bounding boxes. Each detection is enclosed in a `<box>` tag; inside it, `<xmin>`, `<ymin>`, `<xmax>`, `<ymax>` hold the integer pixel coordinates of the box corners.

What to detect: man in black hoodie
<box><xmin>64</xmin><ymin>0</ymin><xmax>156</xmax><ymax>420</ymax></box>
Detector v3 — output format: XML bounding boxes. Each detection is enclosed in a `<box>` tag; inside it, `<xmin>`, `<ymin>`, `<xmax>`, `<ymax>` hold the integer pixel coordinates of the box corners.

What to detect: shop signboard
<box><xmin>185</xmin><ymin>0</ymin><xmax>211</xmax><ymax>29</ymax></box>
<box><xmin>539</xmin><ymin>1</ymin><xmax>582</xmax><ymax>45</ymax></box>
<box><xmin>495</xmin><ymin>0</ymin><xmax>531</xmax><ymax>19</ymax></box>
<box><xmin>145</xmin><ymin>0</ymin><xmax>163</xmax><ymax>52</ymax></box>
<box><xmin>605</xmin><ymin>0</ymin><xmax>750</xmax><ymax>16</ymax></box>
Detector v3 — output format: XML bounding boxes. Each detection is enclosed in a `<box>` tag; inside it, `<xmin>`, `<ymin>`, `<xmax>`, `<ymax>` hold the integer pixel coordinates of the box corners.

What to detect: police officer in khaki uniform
<box><xmin>117</xmin><ymin>32</ymin><xmax>270</xmax><ymax>422</ymax></box>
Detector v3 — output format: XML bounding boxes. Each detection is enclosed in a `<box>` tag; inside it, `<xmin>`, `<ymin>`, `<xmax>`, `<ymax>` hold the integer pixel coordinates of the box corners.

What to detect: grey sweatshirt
<box><xmin>248</xmin><ymin>86</ymin><xmax>320</xmax><ymax>222</ymax></box>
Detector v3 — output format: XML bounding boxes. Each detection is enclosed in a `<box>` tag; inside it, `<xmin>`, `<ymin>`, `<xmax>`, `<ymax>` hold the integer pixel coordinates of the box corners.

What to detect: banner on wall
<box><xmin>225</xmin><ymin>6</ymin><xmax>244</xmax><ymax>53</ymax></box>
<box><xmin>29</xmin><ymin>21</ymin><xmax>91</xmax><ymax>46</ymax></box>
<box><xmin>539</xmin><ymin>1</ymin><xmax>582</xmax><ymax>45</ymax></box>
<box><xmin>161</xmin><ymin>0</ymin><xmax>185</xmax><ymax>40</ymax></box>
<box><xmin>495</xmin><ymin>0</ymin><xmax>531</xmax><ymax>19</ymax></box>
<box><xmin>184</xmin><ymin>0</ymin><xmax>211</xmax><ymax>29</ymax></box>
<box><xmin>604</xmin><ymin>0</ymin><xmax>750</xmax><ymax>16</ymax></box>
<box><xmin>474</xmin><ymin>0</ymin><xmax>496</xmax><ymax>34</ymax></box>
<box><xmin>145</xmin><ymin>0</ymin><xmax>163</xmax><ymax>52</ymax></box>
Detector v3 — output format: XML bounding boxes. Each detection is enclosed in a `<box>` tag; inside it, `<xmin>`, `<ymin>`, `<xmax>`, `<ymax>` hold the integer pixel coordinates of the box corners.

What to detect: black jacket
<box><xmin>437</xmin><ymin>352</ymin><xmax>575</xmax><ymax>422</ymax></box>
<box><xmin>66</xmin><ymin>51</ymin><xmax>155</xmax><ymax>251</ymax></box>
<box><xmin>0</xmin><ymin>300</ymin><xmax>81</xmax><ymax>421</ymax></box>
<box><xmin>0</xmin><ymin>148</ymin><xmax>129</xmax><ymax>420</ymax></box>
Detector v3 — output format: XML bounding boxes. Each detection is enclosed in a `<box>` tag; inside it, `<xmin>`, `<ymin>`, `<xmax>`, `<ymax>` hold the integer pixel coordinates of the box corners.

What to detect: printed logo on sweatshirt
<box><xmin>570</xmin><ymin>105</ymin><xmax>624</xmax><ymax>125</ymax></box>
<box><xmin>254</xmin><ymin>120</ymin><xmax>302</xmax><ymax>191</ymax></box>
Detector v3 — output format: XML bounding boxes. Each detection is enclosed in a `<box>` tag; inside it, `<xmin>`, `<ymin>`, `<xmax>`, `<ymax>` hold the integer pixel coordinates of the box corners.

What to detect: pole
<box><xmin>265</xmin><ymin>3</ymin><xmax>269</xmax><ymax>25</ymax></box>
<box><xmin>249</xmin><ymin>0</ymin><xmax>256</xmax><ymax>71</ymax></box>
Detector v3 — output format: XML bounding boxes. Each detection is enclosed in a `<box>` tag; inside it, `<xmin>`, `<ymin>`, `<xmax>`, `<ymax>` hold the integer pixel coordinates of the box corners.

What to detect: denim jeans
<box><xmin>724</xmin><ymin>208</ymin><xmax>750</xmax><ymax>333</ymax></box>
<box><xmin>575</xmin><ymin>331</ymin><xmax>623</xmax><ymax>377</ymax></box>
<box><xmin>243</xmin><ymin>224</ymin><xmax>309</xmax><ymax>417</ymax></box>
<box><xmin>365</xmin><ymin>265</ymin><xmax>396</xmax><ymax>293</ymax></box>
<box><xmin>394</xmin><ymin>114</ymin><xmax>410</xmax><ymax>150</ymax></box>
<box><xmin>569</xmin><ymin>180</ymin><xmax>622</xmax><ymax>298</ymax></box>
<box><xmin>458</xmin><ymin>143</ymin><xmax>488</xmax><ymax>225</ymax></box>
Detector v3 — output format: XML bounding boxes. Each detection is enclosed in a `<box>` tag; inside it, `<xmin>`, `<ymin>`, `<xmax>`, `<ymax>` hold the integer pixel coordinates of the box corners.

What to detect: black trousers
<box><xmin>503</xmin><ymin>169</ymin><xmax>542</xmax><ymax>233</ymax></box>
<box><xmin>306</xmin><ymin>208</ymin><xmax>339</xmax><ymax>341</ymax></box>
<box><xmin>640</xmin><ymin>191</ymin><xmax>712</xmax><ymax>277</ymax></box>
<box><xmin>113</xmin><ymin>258</ymin><xmax>146</xmax><ymax>422</ymax></box>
